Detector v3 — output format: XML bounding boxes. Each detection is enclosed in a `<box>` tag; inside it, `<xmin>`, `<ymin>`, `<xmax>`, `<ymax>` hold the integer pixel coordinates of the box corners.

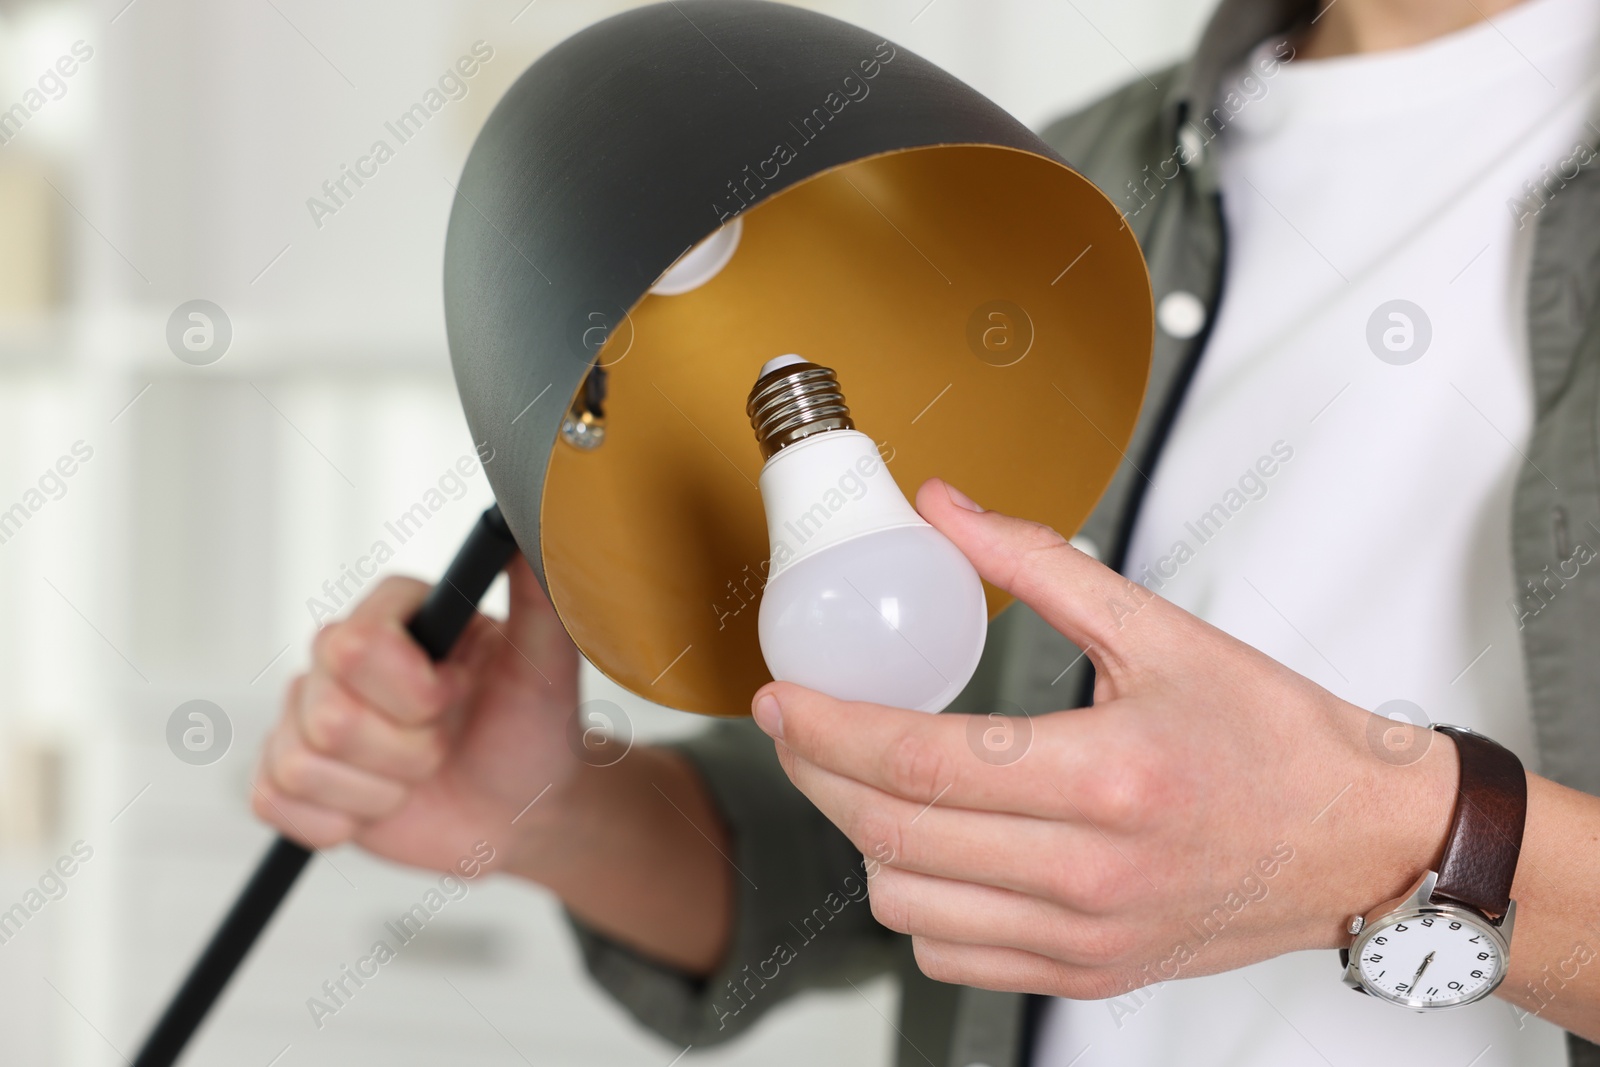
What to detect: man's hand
<box><xmin>252</xmin><ymin>557</ymin><xmax>581</xmax><ymax>873</ymax></box>
<box><xmin>251</xmin><ymin>556</ymin><xmax>734</xmax><ymax>974</ymax></box>
<box><xmin>751</xmin><ymin>478</ymin><xmax>1460</xmax><ymax>1001</ymax></box>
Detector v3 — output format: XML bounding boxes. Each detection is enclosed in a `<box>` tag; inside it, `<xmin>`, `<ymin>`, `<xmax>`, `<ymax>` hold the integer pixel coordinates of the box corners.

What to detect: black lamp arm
<box><xmin>132</xmin><ymin>504</ymin><xmax>520</xmax><ymax>1067</ymax></box>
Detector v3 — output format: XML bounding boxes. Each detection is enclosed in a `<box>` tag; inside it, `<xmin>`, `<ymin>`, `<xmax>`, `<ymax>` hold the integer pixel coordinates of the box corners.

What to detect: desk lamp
<box><xmin>132</xmin><ymin>3</ymin><xmax>1151</xmax><ymax>1062</ymax></box>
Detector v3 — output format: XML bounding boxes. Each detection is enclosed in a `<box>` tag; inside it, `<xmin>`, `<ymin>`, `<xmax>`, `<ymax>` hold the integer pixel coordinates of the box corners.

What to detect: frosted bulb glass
<box><xmin>754</xmin><ymin>426</ymin><xmax>986</xmax><ymax>713</ymax></box>
<box><xmin>761</xmin><ymin>524</ymin><xmax>987</xmax><ymax>712</ymax></box>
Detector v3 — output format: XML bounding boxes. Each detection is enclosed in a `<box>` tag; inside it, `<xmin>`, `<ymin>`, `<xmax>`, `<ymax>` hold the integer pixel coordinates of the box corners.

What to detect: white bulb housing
<box><xmin>649</xmin><ymin>217</ymin><xmax>743</xmax><ymax>295</ymax></box>
<box><xmin>750</xmin><ymin>363</ymin><xmax>987</xmax><ymax>713</ymax></box>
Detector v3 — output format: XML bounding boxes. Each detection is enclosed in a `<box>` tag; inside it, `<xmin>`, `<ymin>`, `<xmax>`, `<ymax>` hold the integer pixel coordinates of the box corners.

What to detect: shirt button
<box><xmin>1157</xmin><ymin>290</ymin><xmax>1206</xmax><ymax>339</ymax></box>
<box><xmin>1178</xmin><ymin>124</ymin><xmax>1205</xmax><ymax>167</ymax></box>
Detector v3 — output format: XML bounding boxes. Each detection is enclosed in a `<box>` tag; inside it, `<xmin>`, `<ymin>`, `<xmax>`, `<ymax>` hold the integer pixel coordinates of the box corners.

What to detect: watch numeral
<box><xmin>1469</xmin><ymin>936</ymin><xmax>1482</xmax><ymax>943</ymax></box>
<box><xmin>1421</xmin><ymin>918</ymin><xmax>1434</xmax><ymax>927</ymax></box>
<box><xmin>1394</xmin><ymin>923</ymin><xmax>1409</xmax><ymax>932</ymax></box>
<box><xmin>1426</xmin><ymin>987</ymin><xmax>1440</xmax><ymax>997</ymax></box>
<box><xmin>1448</xmin><ymin>922</ymin><xmax>1462</xmax><ymax>931</ymax></box>
<box><xmin>1449</xmin><ymin>981</ymin><xmax>1464</xmax><ymax>991</ymax></box>
<box><xmin>1471</xmin><ymin>970</ymin><xmax>1485</xmax><ymax>979</ymax></box>
<box><xmin>1373</xmin><ymin>936</ymin><xmax>1387</xmax><ymax>945</ymax></box>
<box><xmin>1478</xmin><ymin>952</ymin><xmax>1491</xmax><ymax>961</ymax></box>
<box><xmin>1396</xmin><ymin>983</ymin><xmax>1410</xmax><ymax>993</ymax></box>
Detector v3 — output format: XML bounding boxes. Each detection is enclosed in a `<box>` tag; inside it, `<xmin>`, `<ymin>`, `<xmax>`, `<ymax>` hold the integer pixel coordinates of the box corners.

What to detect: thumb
<box><xmin>915</xmin><ymin>478</ymin><xmax>1167</xmax><ymax>678</ymax></box>
<box><xmin>498</xmin><ymin>554</ymin><xmax>579</xmax><ymax>684</ymax></box>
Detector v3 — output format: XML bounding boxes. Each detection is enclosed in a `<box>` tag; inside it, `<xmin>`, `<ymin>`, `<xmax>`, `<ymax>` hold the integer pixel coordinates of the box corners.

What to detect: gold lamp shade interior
<box><xmin>540</xmin><ymin>143</ymin><xmax>1152</xmax><ymax>717</ymax></box>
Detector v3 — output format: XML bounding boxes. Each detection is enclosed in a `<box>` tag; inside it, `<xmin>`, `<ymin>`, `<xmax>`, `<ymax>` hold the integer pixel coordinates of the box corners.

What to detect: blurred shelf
<box><xmin>0</xmin><ymin>305</ymin><xmax>457</xmax><ymax>378</ymax></box>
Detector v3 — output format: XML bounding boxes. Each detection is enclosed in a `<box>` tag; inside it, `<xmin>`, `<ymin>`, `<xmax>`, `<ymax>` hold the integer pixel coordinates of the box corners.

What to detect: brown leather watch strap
<box><xmin>1430</xmin><ymin>725</ymin><xmax>1527</xmax><ymax>919</ymax></box>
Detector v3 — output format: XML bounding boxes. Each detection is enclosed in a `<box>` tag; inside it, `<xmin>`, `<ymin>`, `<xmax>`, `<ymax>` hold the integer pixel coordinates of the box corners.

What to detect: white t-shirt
<box><xmin>1034</xmin><ymin>0</ymin><xmax>1600</xmax><ymax>1064</ymax></box>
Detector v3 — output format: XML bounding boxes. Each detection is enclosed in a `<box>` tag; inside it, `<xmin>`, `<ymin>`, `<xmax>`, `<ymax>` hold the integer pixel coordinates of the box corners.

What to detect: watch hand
<box><xmin>1411</xmin><ymin>951</ymin><xmax>1436</xmax><ymax>986</ymax></box>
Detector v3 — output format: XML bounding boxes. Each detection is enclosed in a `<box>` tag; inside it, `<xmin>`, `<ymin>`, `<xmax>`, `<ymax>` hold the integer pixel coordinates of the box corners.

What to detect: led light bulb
<box><xmin>747</xmin><ymin>356</ymin><xmax>987</xmax><ymax>712</ymax></box>
<box><xmin>649</xmin><ymin>218</ymin><xmax>743</xmax><ymax>295</ymax></box>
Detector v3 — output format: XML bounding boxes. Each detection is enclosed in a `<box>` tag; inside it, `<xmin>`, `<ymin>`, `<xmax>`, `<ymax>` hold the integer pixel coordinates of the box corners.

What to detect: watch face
<box><xmin>1354</xmin><ymin>909</ymin><xmax>1506</xmax><ymax>1008</ymax></box>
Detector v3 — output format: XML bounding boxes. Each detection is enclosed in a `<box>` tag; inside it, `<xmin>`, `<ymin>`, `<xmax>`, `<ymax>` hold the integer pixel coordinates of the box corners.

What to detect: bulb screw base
<box><xmin>747</xmin><ymin>359</ymin><xmax>854</xmax><ymax>461</ymax></box>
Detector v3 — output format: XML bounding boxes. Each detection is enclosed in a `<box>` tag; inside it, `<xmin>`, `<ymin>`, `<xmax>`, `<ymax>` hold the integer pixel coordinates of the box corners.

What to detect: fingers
<box><xmin>295</xmin><ymin>672</ymin><xmax>447</xmax><ymax>783</ymax></box>
<box><xmin>911</xmin><ymin>937</ymin><xmax>1124</xmax><ymax>1001</ymax></box>
<box><xmin>261</xmin><ymin>715</ymin><xmax>409</xmax><ymax>820</ymax></box>
<box><xmin>756</xmin><ymin>682</ymin><xmax>1152</xmax><ymax>821</ymax></box>
<box><xmin>867</xmin><ymin>865</ymin><xmax>1138</xmax><ymax>968</ymax></box>
<box><xmin>311</xmin><ymin>576</ymin><xmax>456</xmax><ymax>727</ymax></box>
<box><xmin>914</xmin><ymin>477</ymin><xmax>1176</xmax><ymax>678</ymax></box>
<box><xmin>255</xmin><ymin>621</ymin><xmax>453</xmax><ymax>847</ymax></box>
<box><xmin>777</xmin><ymin>742</ymin><xmax>1139</xmax><ymax>906</ymax></box>
<box><xmin>251</xmin><ymin>778</ymin><xmax>357</xmax><ymax>850</ymax></box>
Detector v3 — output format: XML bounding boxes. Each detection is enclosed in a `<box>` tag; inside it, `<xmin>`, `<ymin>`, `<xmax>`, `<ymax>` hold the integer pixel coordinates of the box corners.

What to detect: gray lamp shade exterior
<box><xmin>442</xmin><ymin>0</ymin><xmax>1152</xmax><ymax>714</ymax></box>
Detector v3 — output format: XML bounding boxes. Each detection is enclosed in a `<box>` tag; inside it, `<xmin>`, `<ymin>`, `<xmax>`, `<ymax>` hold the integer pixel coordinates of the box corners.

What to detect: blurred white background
<box><xmin>0</xmin><ymin>0</ymin><xmax>1215</xmax><ymax>1063</ymax></box>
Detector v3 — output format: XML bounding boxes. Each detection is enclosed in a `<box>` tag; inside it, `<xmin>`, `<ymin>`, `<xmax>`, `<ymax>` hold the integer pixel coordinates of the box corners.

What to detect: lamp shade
<box><xmin>442</xmin><ymin>0</ymin><xmax>1152</xmax><ymax>717</ymax></box>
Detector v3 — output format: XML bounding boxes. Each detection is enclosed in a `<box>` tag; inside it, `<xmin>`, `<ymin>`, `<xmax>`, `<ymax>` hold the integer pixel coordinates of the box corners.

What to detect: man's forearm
<box><xmin>503</xmin><ymin>746</ymin><xmax>733</xmax><ymax>976</ymax></box>
<box><xmin>1496</xmin><ymin>773</ymin><xmax>1600</xmax><ymax>1040</ymax></box>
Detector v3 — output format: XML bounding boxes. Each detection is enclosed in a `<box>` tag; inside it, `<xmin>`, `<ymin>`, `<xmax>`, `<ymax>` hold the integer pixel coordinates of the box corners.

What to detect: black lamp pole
<box><xmin>131</xmin><ymin>505</ymin><xmax>520</xmax><ymax>1067</ymax></box>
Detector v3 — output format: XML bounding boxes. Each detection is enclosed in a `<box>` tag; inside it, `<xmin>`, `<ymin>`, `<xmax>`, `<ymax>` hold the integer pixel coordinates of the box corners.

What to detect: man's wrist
<box><xmin>494</xmin><ymin>745</ymin><xmax>733</xmax><ymax>974</ymax></box>
<box><xmin>1323</xmin><ymin>711</ymin><xmax>1461</xmax><ymax>943</ymax></box>
<box><xmin>498</xmin><ymin>766</ymin><xmax>601</xmax><ymax>885</ymax></box>
<box><xmin>497</xmin><ymin>746</ymin><xmax>704</xmax><ymax>886</ymax></box>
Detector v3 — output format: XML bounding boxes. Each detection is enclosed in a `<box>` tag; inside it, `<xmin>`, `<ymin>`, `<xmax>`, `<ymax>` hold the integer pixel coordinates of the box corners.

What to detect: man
<box><xmin>253</xmin><ymin>0</ymin><xmax>1600</xmax><ymax>1064</ymax></box>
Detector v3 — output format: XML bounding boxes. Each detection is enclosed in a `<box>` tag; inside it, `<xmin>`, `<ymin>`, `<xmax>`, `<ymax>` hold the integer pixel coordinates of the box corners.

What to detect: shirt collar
<box><xmin>1164</xmin><ymin>0</ymin><xmax>1317</xmax><ymax>139</ymax></box>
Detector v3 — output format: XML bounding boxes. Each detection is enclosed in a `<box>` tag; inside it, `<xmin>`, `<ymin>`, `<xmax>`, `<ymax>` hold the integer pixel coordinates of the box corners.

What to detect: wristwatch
<box><xmin>1341</xmin><ymin>724</ymin><xmax>1526</xmax><ymax>1010</ymax></box>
